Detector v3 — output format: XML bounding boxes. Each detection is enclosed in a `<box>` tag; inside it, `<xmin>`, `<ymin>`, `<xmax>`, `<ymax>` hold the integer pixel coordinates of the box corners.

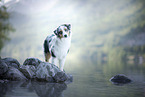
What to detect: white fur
<box><xmin>52</xmin><ymin>36</ymin><xmax>71</xmax><ymax>71</ymax></box>
<box><xmin>45</xmin><ymin>24</ymin><xmax>72</xmax><ymax>71</ymax></box>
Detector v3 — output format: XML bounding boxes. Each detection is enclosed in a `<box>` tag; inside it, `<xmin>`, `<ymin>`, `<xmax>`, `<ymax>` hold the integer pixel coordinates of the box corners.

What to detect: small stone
<box><xmin>110</xmin><ymin>74</ymin><xmax>132</xmax><ymax>84</ymax></box>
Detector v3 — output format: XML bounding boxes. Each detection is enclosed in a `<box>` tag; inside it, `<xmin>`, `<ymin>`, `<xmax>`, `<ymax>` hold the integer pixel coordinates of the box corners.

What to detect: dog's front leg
<box><xmin>59</xmin><ymin>58</ymin><xmax>66</xmax><ymax>71</ymax></box>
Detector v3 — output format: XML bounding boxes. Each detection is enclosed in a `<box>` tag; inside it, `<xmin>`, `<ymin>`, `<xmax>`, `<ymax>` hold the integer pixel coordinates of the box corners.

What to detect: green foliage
<box><xmin>0</xmin><ymin>5</ymin><xmax>14</xmax><ymax>51</ymax></box>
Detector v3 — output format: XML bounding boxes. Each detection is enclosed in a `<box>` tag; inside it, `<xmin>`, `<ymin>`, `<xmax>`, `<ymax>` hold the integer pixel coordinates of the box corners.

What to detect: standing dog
<box><xmin>43</xmin><ymin>24</ymin><xmax>71</xmax><ymax>71</ymax></box>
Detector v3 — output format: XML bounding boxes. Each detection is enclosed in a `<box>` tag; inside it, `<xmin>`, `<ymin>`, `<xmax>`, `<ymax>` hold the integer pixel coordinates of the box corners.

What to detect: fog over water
<box><xmin>1</xmin><ymin>0</ymin><xmax>145</xmax><ymax>65</ymax></box>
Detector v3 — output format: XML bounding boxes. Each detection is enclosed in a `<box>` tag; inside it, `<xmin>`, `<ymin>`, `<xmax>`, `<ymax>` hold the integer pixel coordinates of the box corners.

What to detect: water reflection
<box><xmin>0</xmin><ymin>81</ymin><xmax>67</xmax><ymax>97</ymax></box>
<box><xmin>0</xmin><ymin>57</ymin><xmax>145</xmax><ymax>97</ymax></box>
<box><xmin>32</xmin><ymin>82</ymin><xmax>67</xmax><ymax>97</ymax></box>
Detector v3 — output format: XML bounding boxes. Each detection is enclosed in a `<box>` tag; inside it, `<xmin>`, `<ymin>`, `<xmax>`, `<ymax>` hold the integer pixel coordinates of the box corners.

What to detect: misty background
<box><xmin>0</xmin><ymin>0</ymin><xmax>145</xmax><ymax>73</ymax></box>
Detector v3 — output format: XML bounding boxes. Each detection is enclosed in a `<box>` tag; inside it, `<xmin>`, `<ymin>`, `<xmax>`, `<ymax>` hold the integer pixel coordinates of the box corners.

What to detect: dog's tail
<box><xmin>44</xmin><ymin>39</ymin><xmax>51</xmax><ymax>62</ymax></box>
<box><xmin>44</xmin><ymin>39</ymin><xmax>49</xmax><ymax>54</ymax></box>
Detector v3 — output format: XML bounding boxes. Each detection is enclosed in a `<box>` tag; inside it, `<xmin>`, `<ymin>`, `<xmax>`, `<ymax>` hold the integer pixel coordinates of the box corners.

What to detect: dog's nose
<box><xmin>64</xmin><ymin>35</ymin><xmax>67</xmax><ymax>38</ymax></box>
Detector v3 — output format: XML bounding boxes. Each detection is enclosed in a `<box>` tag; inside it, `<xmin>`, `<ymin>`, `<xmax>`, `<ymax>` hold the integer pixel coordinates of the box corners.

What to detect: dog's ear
<box><xmin>54</xmin><ymin>29</ymin><xmax>58</xmax><ymax>35</ymax></box>
<box><xmin>63</xmin><ymin>24</ymin><xmax>71</xmax><ymax>30</ymax></box>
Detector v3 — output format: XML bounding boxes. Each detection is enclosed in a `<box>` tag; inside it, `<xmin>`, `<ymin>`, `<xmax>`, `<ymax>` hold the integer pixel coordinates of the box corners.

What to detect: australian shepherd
<box><xmin>43</xmin><ymin>24</ymin><xmax>71</xmax><ymax>71</ymax></box>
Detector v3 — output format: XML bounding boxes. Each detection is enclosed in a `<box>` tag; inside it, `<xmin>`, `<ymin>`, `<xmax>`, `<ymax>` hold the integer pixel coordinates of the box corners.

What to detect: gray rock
<box><xmin>35</xmin><ymin>62</ymin><xmax>60</xmax><ymax>82</ymax></box>
<box><xmin>0</xmin><ymin>57</ymin><xmax>25</xmax><ymax>81</ymax></box>
<box><xmin>110</xmin><ymin>74</ymin><xmax>132</xmax><ymax>85</ymax></box>
<box><xmin>2</xmin><ymin>58</ymin><xmax>20</xmax><ymax>69</ymax></box>
<box><xmin>6</xmin><ymin>67</ymin><xmax>27</xmax><ymax>81</ymax></box>
<box><xmin>66</xmin><ymin>74</ymin><xmax>73</xmax><ymax>83</ymax></box>
<box><xmin>0</xmin><ymin>79</ymin><xmax>9</xmax><ymax>83</ymax></box>
<box><xmin>0</xmin><ymin>60</ymin><xmax>8</xmax><ymax>75</ymax></box>
<box><xmin>53</xmin><ymin>72</ymin><xmax>68</xmax><ymax>83</ymax></box>
<box><xmin>23</xmin><ymin>58</ymin><xmax>42</xmax><ymax>67</ymax></box>
<box><xmin>19</xmin><ymin>65</ymin><xmax>36</xmax><ymax>79</ymax></box>
<box><xmin>0</xmin><ymin>57</ymin><xmax>73</xmax><ymax>83</ymax></box>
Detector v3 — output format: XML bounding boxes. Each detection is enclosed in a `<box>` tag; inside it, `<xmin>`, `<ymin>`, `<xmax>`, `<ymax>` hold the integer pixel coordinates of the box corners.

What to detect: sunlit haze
<box><xmin>1</xmin><ymin>0</ymin><xmax>145</xmax><ymax>72</ymax></box>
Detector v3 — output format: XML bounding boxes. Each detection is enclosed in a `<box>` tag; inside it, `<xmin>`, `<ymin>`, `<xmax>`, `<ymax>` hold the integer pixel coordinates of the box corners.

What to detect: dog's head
<box><xmin>54</xmin><ymin>24</ymin><xmax>71</xmax><ymax>39</ymax></box>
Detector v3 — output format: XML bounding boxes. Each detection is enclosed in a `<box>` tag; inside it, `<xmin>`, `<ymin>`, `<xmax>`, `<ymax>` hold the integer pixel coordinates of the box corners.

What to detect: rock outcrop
<box><xmin>0</xmin><ymin>60</ymin><xmax>8</xmax><ymax>75</ymax></box>
<box><xmin>0</xmin><ymin>57</ymin><xmax>73</xmax><ymax>83</ymax></box>
<box><xmin>2</xmin><ymin>58</ymin><xmax>20</xmax><ymax>69</ymax></box>
<box><xmin>0</xmin><ymin>57</ymin><xmax>26</xmax><ymax>81</ymax></box>
<box><xmin>23</xmin><ymin>57</ymin><xmax>42</xmax><ymax>67</ymax></box>
<box><xmin>19</xmin><ymin>65</ymin><xmax>36</xmax><ymax>79</ymax></box>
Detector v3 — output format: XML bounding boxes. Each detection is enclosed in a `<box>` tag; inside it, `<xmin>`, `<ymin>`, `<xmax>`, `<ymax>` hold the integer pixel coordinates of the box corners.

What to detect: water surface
<box><xmin>1</xmin><ymin>59</ymin><xmax>145</xmax><ymax>97</ymax></box>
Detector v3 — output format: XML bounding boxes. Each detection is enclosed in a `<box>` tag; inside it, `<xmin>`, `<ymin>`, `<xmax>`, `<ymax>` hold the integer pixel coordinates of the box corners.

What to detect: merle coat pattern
<box><xmin>44</xmin><ymin>24</ymin><xmax>71</xmax><ymax>71</ymax></box>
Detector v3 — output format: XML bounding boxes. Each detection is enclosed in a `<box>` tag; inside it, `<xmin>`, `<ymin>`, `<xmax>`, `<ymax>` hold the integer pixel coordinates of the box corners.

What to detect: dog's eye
<box><xmin>64</xmin><ymin>28</ymin><xmax>68</xmax><ymax>31</ymax></box>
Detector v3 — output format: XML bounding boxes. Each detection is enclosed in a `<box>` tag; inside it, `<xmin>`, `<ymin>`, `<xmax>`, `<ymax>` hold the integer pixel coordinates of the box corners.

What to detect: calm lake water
<box><xmin>1</xmin><ymin>59</ymin><xmax>145</xmax><ymax>97</ymax></box>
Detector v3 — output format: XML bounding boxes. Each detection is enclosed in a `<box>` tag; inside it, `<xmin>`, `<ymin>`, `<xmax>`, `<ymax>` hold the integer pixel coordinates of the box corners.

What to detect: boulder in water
<box><xmin>110</xmin><ymin>74</ymin><xmax>132</xmax><ymax>85</ymax></box>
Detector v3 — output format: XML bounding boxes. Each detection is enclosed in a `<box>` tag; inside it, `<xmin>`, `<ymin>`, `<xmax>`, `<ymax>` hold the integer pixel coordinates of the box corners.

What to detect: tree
<box><xmin>0</xmin><ymin>3</ymin><xmax>14</xmax><ymax>51</ymax></box>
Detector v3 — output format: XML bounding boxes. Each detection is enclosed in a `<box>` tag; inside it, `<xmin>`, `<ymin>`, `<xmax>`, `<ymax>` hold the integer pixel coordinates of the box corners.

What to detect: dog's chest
<box><xmin>53</xmin><ymin>38</ymin><xmax>71</xmax><ymax>59</ymax></box>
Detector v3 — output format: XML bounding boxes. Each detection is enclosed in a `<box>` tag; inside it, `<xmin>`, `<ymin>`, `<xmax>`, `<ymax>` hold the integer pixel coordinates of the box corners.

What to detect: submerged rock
<box><xmin>110</xmin><ymin>74</ymin><xmax>132</xmax><ymax>85</ymax></box>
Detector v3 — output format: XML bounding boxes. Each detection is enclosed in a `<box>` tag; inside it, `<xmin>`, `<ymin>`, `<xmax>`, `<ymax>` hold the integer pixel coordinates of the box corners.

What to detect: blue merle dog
<box><xmin>44</xmin><ymin>24</ymin><xmax>71</xmax><ymax>71</ymax></box>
